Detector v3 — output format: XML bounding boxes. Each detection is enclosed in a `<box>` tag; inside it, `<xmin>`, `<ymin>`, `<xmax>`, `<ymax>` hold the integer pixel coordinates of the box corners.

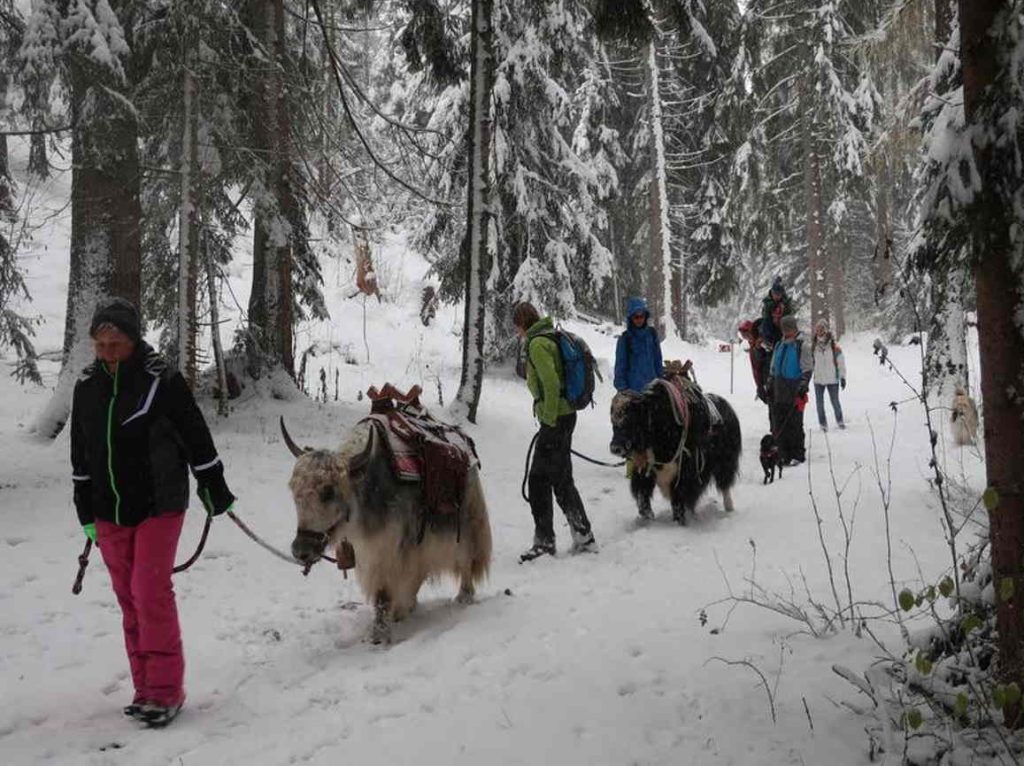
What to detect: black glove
<box><xmin>840</xmin><ymin>378</ymin><xmax>846</xmax><ymax>390</ymax></box>
<box><xmin>797</xmin><ymin>381</ymin><xmax>808</xmax><ymax>397</ymax></box>
<box><xmin>197</xmin><ymin>469</ymin><xmax>236</xmax><ymax>516</ymax></box>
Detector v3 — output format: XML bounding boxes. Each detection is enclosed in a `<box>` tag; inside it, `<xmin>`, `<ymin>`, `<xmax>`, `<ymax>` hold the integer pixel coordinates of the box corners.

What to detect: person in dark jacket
<box><xmin>739</xmin><ymin>318</ymin><xmax>774</xmax><ymax>431</ymax></box>
<box><xmin>738</xmin><ymin>319</ymin><xmax>772</xmax><ymax>404</ymax></box>
<box><xmin>513</xmin><ymin>301</ymin><xmax>595</xmax><ymax>563</ymax></box>
<box><xmin>614</xmin><ymin>297</ymin><xmax>663</xmax><ymax>393</ymax></box>
<box><xmin>760</xmin><ymin>276</ymin><xmax>795</xmax><ymax>347</ymax></box>
<box><xmin>71</xmin><ymin>298</ymin><xmax>235</xmax><ymax>728</ymax></box>
<box><xmin>767</xmin><ymin>314</ymin><xmax>813</xmax><ymax>465</ymax></box>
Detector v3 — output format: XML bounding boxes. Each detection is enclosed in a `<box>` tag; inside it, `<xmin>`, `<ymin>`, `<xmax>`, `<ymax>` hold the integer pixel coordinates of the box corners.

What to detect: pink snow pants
<box><xmin>96</xmin><ymin>512</ymin><xmax>186</xmax><ymax>707</ymax></box>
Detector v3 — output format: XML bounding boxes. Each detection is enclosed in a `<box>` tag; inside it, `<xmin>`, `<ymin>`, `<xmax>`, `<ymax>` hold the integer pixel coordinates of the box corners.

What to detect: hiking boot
<box><xmin>139</xmin><ymin>702</ymin><xmax>183</xmax><ymax>728</ymax></box>
<box><xmin>820</xmin><ymin>423</ymin><xmax>828</xmax><ymax>432</ymax></box>
<box><xmin>519</xmin><ymin>541</ymin><xmax>555</xmax><ymax>563</ymax></box>
<box><xmin>837</xmin><ymin>422</ymin><xmax>846</xmax><ymax>430</ymax></box>
<box><xmin>570</xmin><ymin>530</ymin><xmax>597</xmax><ymax>554</ymax></box>
<box><xmin>123</xmin><ymin>703</ymin><xmax>146</xmax><ymax>720</ymax></box>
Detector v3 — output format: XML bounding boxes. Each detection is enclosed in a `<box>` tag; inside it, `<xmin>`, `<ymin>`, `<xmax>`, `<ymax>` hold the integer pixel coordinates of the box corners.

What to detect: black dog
<box><xmin>610</xmin><ymin>381</ymin><xmax>741</xmax><ymax>524</ymax></box>
<box><xmin>759</xmin><ymin>433</ymin><xmax>783</xmax><ymax>484</ymax></box>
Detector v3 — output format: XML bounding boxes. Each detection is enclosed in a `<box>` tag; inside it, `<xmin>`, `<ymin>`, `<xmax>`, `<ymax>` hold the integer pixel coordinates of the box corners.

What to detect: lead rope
<box><xmin>521</xmin><ymin>430</ymin><xmax>626</xmax><ymax>504</ymax></box>
<box><xmin>71</xmin><ymin>509</ymin><xmax>342</xmax><ymax>595</ymax></box>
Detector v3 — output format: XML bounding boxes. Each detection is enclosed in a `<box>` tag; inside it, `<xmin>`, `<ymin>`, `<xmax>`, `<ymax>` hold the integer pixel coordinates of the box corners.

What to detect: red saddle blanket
<box><xmin>362</xmin><ymin>404</ymin><xmax>480</xmax><ymax>516</ymax></box>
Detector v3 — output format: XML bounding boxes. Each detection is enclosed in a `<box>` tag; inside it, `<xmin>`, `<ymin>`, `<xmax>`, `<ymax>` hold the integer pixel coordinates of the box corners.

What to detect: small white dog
<box><xmin>950</xmin><ymin>386</ymin><xmax>979</xmax><ymax>446</ymax></box>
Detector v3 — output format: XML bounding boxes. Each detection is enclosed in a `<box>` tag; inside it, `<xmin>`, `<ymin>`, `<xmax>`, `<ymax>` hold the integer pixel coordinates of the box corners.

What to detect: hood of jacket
<box><xmin>625</xmin><ymin>297</ymin><xmax>650</xmax><ymax>328</ymax></box>
<box><xmin>526</xmin><ymin>316</ymin><xmax>555</xmax><ymax>339</ymax></box>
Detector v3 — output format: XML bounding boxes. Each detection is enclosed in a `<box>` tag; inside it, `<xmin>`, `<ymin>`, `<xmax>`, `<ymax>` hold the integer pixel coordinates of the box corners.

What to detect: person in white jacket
<box><xmin>811</xmin><ymin>318</ymin><xmax>847</xmax><ymax>431</ymax></box>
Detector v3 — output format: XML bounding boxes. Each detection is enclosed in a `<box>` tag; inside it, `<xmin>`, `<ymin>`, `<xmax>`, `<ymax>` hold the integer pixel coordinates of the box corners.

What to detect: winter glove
<box><xmin>197</xmin><ymin>470</ymin><xmax>236</xmax><ymax>517</ymax></box>
<box><xmin>840</xmin><ymin>378</ymin><xmax>846</xmax><ymax>390</ymax></box>
<box><xmin>82</xmin><ymin>523</ymin><xmax>97</xmax><ymax>543</ymax></box>
<box><xmin>797</xmin><ymin>380</ymin><xmax>809</xmax><ymax>397</ymax></box>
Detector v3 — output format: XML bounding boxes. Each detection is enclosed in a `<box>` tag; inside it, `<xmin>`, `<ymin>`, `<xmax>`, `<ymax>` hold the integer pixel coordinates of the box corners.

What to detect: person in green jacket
<box><xmin>513</xmin><ymin>302</ymin><xmax>596</xmax><ymax>563</ymax></box>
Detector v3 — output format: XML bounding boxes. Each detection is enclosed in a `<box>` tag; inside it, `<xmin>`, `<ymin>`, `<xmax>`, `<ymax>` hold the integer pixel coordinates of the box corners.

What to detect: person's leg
<box><xmin>781</xmin><ymin>401</ymin><xmax>804</xmax><ymax>463</ymax></box>
<box><xmin>95</xmin><ymin>519</ymin><xmax>146</xmax><ymax>704</ymax></box>
<box><xmin>828</xmin><ymin>383</ymin><xmax>844</xmax><ymax>426</ymax></box>
<box><xmin>771</xmin><ymin>401</ymin><xmax>790</xmax><ymax>460</ymax></box>
<box><xmin>791</xmin><ymin>406</ymin><xmax>807</xmax><ymax>462</ymax></box>
<box><xmin>551</xmin><ymin>414</ymin><xmax>593</xmax><ymax>543</ymax></box>
<box><xmin>131</xmin><ymin>512</ymin><xmax>186</xmax><ymax>708</ymax></box>
<box><xmin>527</xmin><ymin>427</ymin><xmax>557</xmax><ymax>548</ymax></box>
<box><xmin>814</xmin><ymin>383</ymin><xmax>827</xmax><ymax>428</ymax></box>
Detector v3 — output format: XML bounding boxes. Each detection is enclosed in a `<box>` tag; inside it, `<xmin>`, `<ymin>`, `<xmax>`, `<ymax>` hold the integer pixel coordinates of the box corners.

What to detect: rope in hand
<box><xmin>521</xmin><ymin>430</ymin><xmax>626</xmax><ymax>504</ymax></box>
<box><xmin>71</xmin><ymin>509</ymin><xmax>339</xmax><ymax>594</ymax></box>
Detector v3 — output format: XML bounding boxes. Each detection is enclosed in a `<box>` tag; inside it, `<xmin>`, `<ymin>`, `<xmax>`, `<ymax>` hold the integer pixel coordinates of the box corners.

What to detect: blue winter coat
<box><xmin>614</xmin><ymin>297</ymin><xmax>664</xmax><ymax>392</ymax></box>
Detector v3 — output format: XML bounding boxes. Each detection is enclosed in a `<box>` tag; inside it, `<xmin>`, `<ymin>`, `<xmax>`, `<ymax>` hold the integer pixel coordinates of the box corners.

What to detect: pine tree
<box><xmin>915</xmin><ymin>0</ymin><xmax>970</xmax><ymax>411</ymax></box>
<box><xmin>453</xmin><ymin>0</ymin><xmax>494</xmax><ymax>423</ymax></box>
<box><xmin>960</xmin><ymin>0</ymin><xmax>1024</xmax><ymax>727</ymax></box>
<box><xmin>24</xmin><ymin>0</ymin><xmax>144</xmax><ymax>437</ymax></box>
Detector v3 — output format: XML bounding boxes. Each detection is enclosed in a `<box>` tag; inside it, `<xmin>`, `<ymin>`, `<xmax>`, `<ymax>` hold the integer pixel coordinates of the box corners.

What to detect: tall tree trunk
<box><xmin>205</xmin><ymin>230</ymin><xmax>229</xmax><ymax>417</ymax></box>
<box><xmin>28</xmin><ymin>132</ymin><xmax>49</xmax><ymax>179</ymax></box>
<box><xmin>0</xmin><ymin>134</ymin><xmax>9</xmax><ymax>211</ymax></box>
<box><xmin>961</xmin><ymin>0</ymin><xmax>1024</xmax><ymax>729</ymax></box>
<box><xmin>924</xmin><ymin>0</ymin><xmax>970</xmax><ymax>412</ymax></box>
<box><xmin>805</xmin><ymin>122</ymin><xmax>828</xmax><ymax>330</ymax></box>
<box><xmin>177</xmin><ymin>54</ymin><xmax>200</xmax><ymax>387</ymax></box>
<box><xmin>247</xmin><ymin>0</ymin><xmax>294</xmax><ymax>378</ymax></box>
<box><xmin>454</xmin><ymin>0</ymin><xmax>494</xmax><ymax>423</ymax></box>
<box><xmin>873</xmin><ymin>161</ymin><xmax>893</xmax><ymax>306</ymax></box>
<box><xmin>36</xmin><ymin>53</ymin><xmax>142</xmax><ymax>437</ymax></box>
<box><xmin>647</xmin><ymin>40</ymin><xmax>673</xmax><ymax>339</ymax></box>
<box><xmin>827</xmin><ymin>232</ymin><xmax>846</xmax><ymax>338</ymax></box>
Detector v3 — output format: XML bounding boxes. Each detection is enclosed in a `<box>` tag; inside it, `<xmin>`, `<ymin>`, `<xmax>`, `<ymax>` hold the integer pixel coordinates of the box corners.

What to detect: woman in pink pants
<box><xmin>71</xmin><ymin>298</ymin><xmax>235</xmax><ymax>728</ymax></box>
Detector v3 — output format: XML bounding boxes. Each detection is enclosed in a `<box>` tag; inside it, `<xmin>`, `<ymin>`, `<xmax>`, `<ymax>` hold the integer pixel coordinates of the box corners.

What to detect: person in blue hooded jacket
<box><xmin>614</xmin><ymin>297</ymin><xmax>664</xmax><ymax>393</ymax></box>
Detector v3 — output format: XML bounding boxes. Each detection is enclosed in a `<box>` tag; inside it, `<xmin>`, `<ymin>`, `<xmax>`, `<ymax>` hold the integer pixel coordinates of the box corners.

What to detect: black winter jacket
<box><xmin>71</xmin><ymin>343</ymin><xmax>229</xmax><ymax>527</ymax></box>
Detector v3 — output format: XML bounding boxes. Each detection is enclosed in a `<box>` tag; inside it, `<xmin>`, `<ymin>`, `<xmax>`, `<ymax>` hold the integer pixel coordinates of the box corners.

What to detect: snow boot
<box><xmin>140</xmin><ymin>702</ymin><xmax>183</xmax><ymax>729</ymax></box>
<box><xmin>123</xmin><ymin>703</ymin><xmax>146</xmax><ymax>720</ymax></box>
<box><xmin>570</xmin><ymin>530</ymin><xmax>597</xmax><ymax>555</ymax></box>
<box><xmin>519</xmin><ymin>541</ymin><xmax>555</xmax><ymax>564</ymax></box>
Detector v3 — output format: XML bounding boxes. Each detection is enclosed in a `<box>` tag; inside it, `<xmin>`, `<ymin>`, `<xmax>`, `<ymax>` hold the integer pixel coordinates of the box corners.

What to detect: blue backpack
<box><xmin>521</xmin><ymin>329</ymin><xmax>599</xmax><ymax>410</ymax></box>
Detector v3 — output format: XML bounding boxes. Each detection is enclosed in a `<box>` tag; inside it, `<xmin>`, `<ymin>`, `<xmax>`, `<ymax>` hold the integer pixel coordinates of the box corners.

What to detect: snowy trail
<box><xmin>0</xmin><ymin>327</ymin><xmax>980</xmax><ymax>765</ymax></box>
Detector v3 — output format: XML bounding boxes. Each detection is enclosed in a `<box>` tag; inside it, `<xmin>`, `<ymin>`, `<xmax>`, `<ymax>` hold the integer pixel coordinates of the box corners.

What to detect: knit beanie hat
<box><xmin>770</xmin><ymin>276</ymin><xmax>784</xmax><ymax>295</ymax></box>
<box><xmin>780</xmin><ymin>314</ymin><xmax>798</xmax><ymax>334</ymax></box>
<box><xmin>89</xmin><ymin>297</ymin><xmax>142</xmax><ymax>343</ymax></box>
<box><xmin>815</xmin><ymin>318</ymin><xmax>830</xmax><ymax>334</ymax></box>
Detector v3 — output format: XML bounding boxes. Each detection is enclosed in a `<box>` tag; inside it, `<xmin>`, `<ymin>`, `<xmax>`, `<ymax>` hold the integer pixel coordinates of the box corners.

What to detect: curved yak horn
<box><xmin>280</xmin><ymin>417</ymin><xmax>309</xmax><ymax>458</ymax></box>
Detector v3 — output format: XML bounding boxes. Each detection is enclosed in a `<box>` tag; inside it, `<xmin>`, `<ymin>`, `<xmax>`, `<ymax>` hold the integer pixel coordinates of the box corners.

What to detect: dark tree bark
<box><xmin>454</xmin><ymin>0</ymin><xmax>494</xmax><ymax>423</ymax></box>
<box><xmin>805</xmin><ymin>121</ymin><xmax>828</xmax><ymax>330</ymax></box>
<box><xmin>28</xmin><ymin>132</ymin><xmax>49</xmax><ymax>179</ymax></box>
<box><xmin>247</xmin><ymin>0</ymin><xmax>295</xmax><ymax>378</ymax></box>
<box><xmin>961</xmin><ymin>0</ymin><xmax>1024</xmax><ymax>729</ymax></box>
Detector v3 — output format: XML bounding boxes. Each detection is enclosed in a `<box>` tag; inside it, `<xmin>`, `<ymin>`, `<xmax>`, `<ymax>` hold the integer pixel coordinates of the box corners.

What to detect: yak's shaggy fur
<box><xmin>610</xmin><ymin>383</ymin><xmax>741</xmax><ymax>524</ymax></box>
<box><xmin>288</xmin><ymin>421</ymin><xmax>492</xmax><ymax>644</ymax></box>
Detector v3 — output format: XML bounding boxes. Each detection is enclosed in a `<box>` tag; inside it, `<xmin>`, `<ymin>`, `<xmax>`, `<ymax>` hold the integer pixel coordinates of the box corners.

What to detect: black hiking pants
<box><xmin>529</xmin><ymin>413</ymin><xmax>592</xmax><ymax>545</ymax></box>
<box><xmin>772</xmin><ymin>399</ymin><xmax>806</xmax><ymax>463</ymax></box>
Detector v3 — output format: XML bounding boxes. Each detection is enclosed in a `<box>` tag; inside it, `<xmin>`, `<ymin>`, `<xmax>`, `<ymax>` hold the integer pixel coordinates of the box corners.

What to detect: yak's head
<box><xmin>609</xmin><ymin>390</ymin><xmax>652</xmax><ymax>458</ymax></box>
<box><xmin>281</xmin><ymin>418</ymin><xmax>353</xmax><ymax>566</ymax></box>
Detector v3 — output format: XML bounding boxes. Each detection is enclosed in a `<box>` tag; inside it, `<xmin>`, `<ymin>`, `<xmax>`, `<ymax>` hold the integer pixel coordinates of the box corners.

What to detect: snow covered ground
<box><xmin>1</xmin><ymin>159</ymin><xmax>986</xmax><ymax>764</ymax></box>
